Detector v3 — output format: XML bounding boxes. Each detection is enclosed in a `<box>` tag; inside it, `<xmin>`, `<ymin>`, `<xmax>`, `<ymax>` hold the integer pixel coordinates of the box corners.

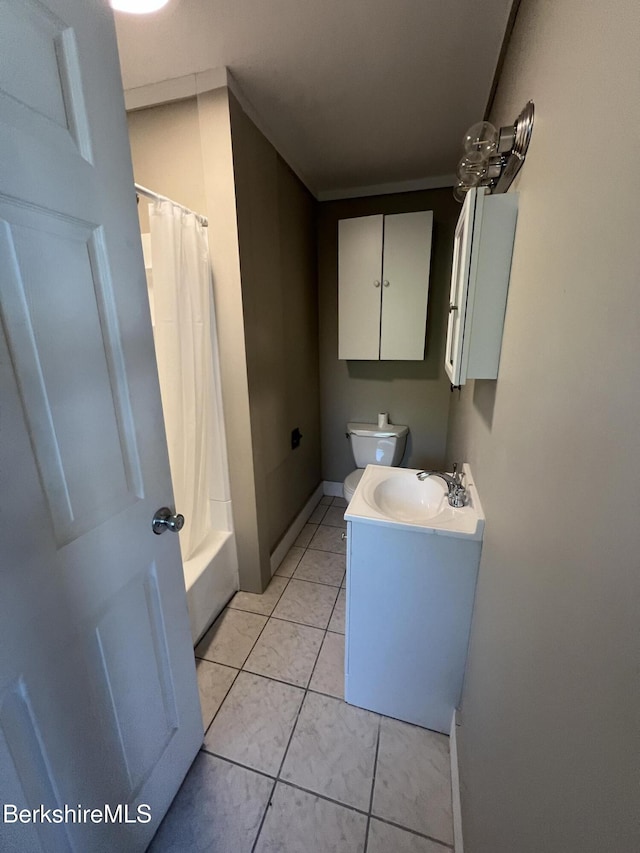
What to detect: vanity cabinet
<box><xmin>445</xmin><ymin>188</ymin><xmax>518</xmax><ymax>386</ymax></box>
<box><xmin>338</xmin><ymin>211</ymin><xmax>433</xmax><ymax>360</ymax></box>
<box><xmin>344</xmin><ymin>518</ymin><xmax>481</xmax><ymax>734</ymax></box>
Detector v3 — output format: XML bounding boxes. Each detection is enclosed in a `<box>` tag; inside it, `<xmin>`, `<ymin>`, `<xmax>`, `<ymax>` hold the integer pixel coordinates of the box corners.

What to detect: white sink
<box><xmin>345</xmin><ymin>464</ymin><xmax>485</xmax><ymax>539</ymax></box>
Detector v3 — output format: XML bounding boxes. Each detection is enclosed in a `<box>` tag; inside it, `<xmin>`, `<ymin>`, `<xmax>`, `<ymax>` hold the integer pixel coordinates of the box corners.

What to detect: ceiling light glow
<box><xmin>110</xmin><ymin>0</ymin><xmax>171</xmax><ymax>13</ymax></box>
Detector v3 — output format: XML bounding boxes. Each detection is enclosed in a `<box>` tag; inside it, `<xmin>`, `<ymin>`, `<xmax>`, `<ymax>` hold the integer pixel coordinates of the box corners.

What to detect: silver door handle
<box><xmin>152</xmin><ymin>507</ymin><xmax>185</xmax><ymax>534</ymax></box>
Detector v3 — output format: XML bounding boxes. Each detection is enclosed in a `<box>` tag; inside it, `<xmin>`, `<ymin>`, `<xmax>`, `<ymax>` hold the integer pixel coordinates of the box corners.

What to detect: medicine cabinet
<box><xmin>445</xmin><ymin>188</ymin><xmax>518</xmax><ymax>386</ymax></box>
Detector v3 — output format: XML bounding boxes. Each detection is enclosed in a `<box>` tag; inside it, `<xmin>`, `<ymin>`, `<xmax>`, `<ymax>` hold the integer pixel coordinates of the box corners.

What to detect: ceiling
<box><xmin>114</xmin><ymin>0</ymin><xmax>513</xmax><ymax>198</ymax></box>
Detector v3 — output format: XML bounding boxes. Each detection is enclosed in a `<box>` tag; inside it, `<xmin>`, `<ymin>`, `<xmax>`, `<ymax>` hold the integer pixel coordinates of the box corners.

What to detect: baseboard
<box><xmin>322</xmin><ymin>480</ymin><xmax>344</xmax><ymax>497</ymax></box>
<box><xmin>450</xmin><ymin>710</ymin><xmax>464</xmax><ymax>853</ymax></box>
<box><xmin>270</xmin><ymin>484</ymin><xmax>324</xmax><ymax>575</ymax></box>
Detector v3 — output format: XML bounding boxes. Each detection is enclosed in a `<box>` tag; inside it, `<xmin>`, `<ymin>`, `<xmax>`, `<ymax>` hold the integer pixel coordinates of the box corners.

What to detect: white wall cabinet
<box><xmin>445</xmin><ymin>188</ymin><xmax>518</xmax><ymax>386</ymax></box>
<box><xmin>338</xmin><ymin>211</ymin><xmax>433</xmax><ymax>360</ymax></box>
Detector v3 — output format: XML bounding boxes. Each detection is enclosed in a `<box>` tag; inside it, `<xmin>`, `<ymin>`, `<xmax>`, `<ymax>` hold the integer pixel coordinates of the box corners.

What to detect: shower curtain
<box><xmin>148</xmin><ymin>200</ymin><xmax>215</xmax><ymax>561</ymax></box>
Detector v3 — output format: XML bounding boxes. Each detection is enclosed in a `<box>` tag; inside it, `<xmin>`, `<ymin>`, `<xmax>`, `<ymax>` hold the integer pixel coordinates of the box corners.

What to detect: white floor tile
<box><xmin>294</xmin><ymin>523</ymin><xmax>318</xmax><ymax>548</ymax></box>
<box><xmin>321</xmin><ymin>506</ymin><xmax>348</xmax><ymax>529</ymax></box>
<box><xmin>195</xmin><ymin>659</ymin><xmax>238</xmax><ymax>730</ymax></box>
<box><xmin>244</xmin><ymin>618</ymin><xmax>324</xmax><ymax>688</ymax></box>
<box><xmin>272</xmin><ymin>579</ymin><xmax>338</xmax><ymax>629</ymax></box>
<box><xmin>309</xmin><ymin>632</ymin><xmax>345</xmax><ymax>699</ymax></box>
<box><xmin>308</xmin><ymin>524</ymin><xmax>346</xmax><ymax>555</ymax></box>
<box><xmin>308</xmin><ymin>504</ymin><xmax>329</xmax><ymax>524</ymax></box>
<box><xmin>228</xmin><ymin>576</ymin><xmax>289</xmax><ymax>616</ymax></box>
<box><xmin>281</xmin><ymin>692</ymin><xmax>379</xmax><ymax>811</ymax></box>
<box><xmin>294</xmin><ymin>549</ymin><xmax>345</xmax><ymax>587</ymax></box>
<box><xmin>372</xmin><ymin>717</ymin><xmax>453</xmax><ymax>845</ymax></box>
<box><xmin>204</xmin><ymin>672</ymin><xmax>304</xmax><ymax>776</ymax></box>
<box><xmin>149</xmin><ymin>752</ymin><xmax>273</xmax><ymax>853</ymax></box>
<box><xmin>275</xmin><ymin>546</ymin><xmax>305</xmax><ymax>578</ymax></box>
<box><xmin>195</xmin><ymin>609</ymin><xmax>267</xmax><ymax>668</ymax></box>
<box><xmin>255</xmin><ymin>783</ymin><xmax>367</xmax><ymax>853</ymax></box>
<box><xmin>367</xmin><ymin>818</ymin><xmax>446</xmax><ymax>853</ymax></box>
<box><xmin>328</xmin><ymin>588</ymin><xmax>346</xmax><ymax>634</ymax></box>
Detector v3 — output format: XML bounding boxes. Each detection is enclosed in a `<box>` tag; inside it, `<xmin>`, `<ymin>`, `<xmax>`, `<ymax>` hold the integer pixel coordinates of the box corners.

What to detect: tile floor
<box><xmin>149</xmin><ymin>495</ymin><xmax>454</xmax><ymax>853</ymax></box>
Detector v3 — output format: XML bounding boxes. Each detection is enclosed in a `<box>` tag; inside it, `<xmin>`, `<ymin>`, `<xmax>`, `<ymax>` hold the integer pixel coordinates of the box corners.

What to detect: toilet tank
<box><xmin>347</xmin><ymin>422</ymin><xmax>409</xmax><ymax>468</ymax></box>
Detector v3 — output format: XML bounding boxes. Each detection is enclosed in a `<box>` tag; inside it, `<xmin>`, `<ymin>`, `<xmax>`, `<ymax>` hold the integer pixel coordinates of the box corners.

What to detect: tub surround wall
<box><xmin>318</xmin><ymin>189</ymin><xmax>458</xmax><ymax>484</ymax></box>
<box><xmin>446</xmin><ymin>1</ymin><xmax>640</xmax><ymax>851</ymax></box>
<box><xmin>229</xmin><ymin>92</ymin><xmax>322</xmax><ymax>563</ymax></box>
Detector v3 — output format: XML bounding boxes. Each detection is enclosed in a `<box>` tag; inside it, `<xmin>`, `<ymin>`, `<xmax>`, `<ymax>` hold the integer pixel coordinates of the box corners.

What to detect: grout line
<box><xmin>363</xmin><ymin>717</ymin><xmax>382</xmax><ymax>853</ymax></box>
<box><xmin>199</xmin><ymin>659</ymin><xmax>343</xmax><ymax>702</ymax></box>
<box><xmin>199</xmin><ymin>748</ymin><xmax>276</xmax><ymax>781</ymax></box>
<box><xmin>368</xmin><ymin>814</ymin><xmax>455</xmax><ymax>849</ymax></box>
<box><xmin>324</xmin><ymin>577</ymin><xmax>344</xmax><ymax>632</ymax></box>
<box><xmin>232</xmin><ymin>575</ymin><xmax>343</xmax><ymax>600</ymax></box>
<box><xmin>201</xmin><ymin>664</ymin><xmax>240</xmax><ymax>738</ymax></box>
<box><xmin>276</xmin><ymin>777</ymin><xmax>369</xmax><ymax>816</ymax></box>
<box><xmin>306</xmin><ymin>546</ymin><xmax>347</xmax><ymax>556</ymax></box>
<box><xmin>289</xmin><ymin>574</ymin><xmax>345</xmax><ymax>589</ymax></box>
<box><xmin>250</xmin><ymin>778</ymin><xmax>278</xmax><ymax>853</ymax></box>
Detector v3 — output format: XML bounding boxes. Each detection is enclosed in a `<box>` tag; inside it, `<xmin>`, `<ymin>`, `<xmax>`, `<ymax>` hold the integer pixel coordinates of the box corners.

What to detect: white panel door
<box><xmin>380</xmin><ymin>211</ymin><xmax>433</xmax><ymax>360</ymax></box>
<box><xmin>338</xmin><ymin>215</ymin><xmax>383</xmax><ymax>359</ymax></box>
<box><xmin>0</xmin><ymin>2</ymin><xmax>202</xmax><ymax>852</ymax></box>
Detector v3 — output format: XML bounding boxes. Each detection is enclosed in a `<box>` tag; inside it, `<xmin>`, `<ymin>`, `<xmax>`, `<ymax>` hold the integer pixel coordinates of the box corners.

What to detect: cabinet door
<box><xmin>445</xmin><ymin>190</ymin><xmax>478</xmax><ymax>384</ymax></box>
<box><xmin>380</xmin><ymin>211</ymin><xmax>433</xmax><ymax>360</ymax></box>
<box><xmin>338</xmin><ymin>215</ymin><xmax>383</xmax><ymax>359</ymax></box>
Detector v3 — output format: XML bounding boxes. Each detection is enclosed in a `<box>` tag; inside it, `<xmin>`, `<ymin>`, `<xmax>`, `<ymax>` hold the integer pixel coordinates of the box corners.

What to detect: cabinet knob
<box><xmin>449</xmin><ymin>304</ymin><xmax>458</xmax><ymax>313</ymax></box>
<box><xmin>373</xmin><ymin>280</ymin><xmax>381</xmax><ymax>287</ymax></box>
<box><xmin>383</xmin><ymin>280</ymin><xmax>390</xmax><ymax>287</ymax></box>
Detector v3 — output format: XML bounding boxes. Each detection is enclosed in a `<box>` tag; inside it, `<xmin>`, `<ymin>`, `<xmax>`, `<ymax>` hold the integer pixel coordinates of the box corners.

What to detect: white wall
<box><xmin>446</xmin><ymin>1</ymin><xmax>640</xmax><ymax>850</ymax></box>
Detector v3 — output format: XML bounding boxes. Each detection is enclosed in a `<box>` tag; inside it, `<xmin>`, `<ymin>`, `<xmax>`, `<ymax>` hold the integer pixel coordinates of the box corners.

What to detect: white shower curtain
<box><xmin>148</xmin><ymin>200</ymin><xmax>215</xmax><ymax>561</ymax></box>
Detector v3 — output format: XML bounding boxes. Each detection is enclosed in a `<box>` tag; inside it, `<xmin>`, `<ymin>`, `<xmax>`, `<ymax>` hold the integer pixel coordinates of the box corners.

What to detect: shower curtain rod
<box><xmin>135</xmin><ymin>183</ymin><xmax>208</xmax><ymax>227</ymax></box>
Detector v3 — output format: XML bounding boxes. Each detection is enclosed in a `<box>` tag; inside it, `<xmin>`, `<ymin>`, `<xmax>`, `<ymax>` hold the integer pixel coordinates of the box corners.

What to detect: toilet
<box><xmin>344</xmin><ymin>415</ymin><xmax>409</xmax><ymax>502</ymax></box>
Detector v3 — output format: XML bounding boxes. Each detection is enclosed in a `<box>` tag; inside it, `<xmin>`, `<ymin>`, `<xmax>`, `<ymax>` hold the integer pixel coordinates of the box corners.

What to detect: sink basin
<box><xmin>345</xmin><ymin>464</ymin><xmax>485</xmax><ymax>539</ymax></box>
<box><xmin>368</xmin><ymin>474</ymin><xmax>451</xmax><ymax>524</ymax></box>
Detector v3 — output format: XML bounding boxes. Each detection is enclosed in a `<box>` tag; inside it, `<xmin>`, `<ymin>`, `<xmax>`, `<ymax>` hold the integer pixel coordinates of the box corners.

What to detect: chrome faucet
<box><xmin>416</xmin><ymin>463</ymin><xmax>467</xmax><ymax>508</ymax></box>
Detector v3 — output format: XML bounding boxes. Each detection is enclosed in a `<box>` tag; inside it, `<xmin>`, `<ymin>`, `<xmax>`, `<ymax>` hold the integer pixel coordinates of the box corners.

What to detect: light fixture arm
<box><xmin>454</xmin><ymin>101</ymin><xmax>534</xmax><ymax>201</ymax></box>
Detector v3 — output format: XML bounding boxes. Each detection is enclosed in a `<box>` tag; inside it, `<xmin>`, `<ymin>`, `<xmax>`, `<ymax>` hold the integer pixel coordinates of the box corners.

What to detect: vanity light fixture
<box><xmin>110</xmin><ymin>0</ymin><xmax>171</xmax><ymax>13</ymax></box>
<box><xmin>454</xmin><ymin>101</ymin><xmax>534</xmax><ymax>202</ymax></box>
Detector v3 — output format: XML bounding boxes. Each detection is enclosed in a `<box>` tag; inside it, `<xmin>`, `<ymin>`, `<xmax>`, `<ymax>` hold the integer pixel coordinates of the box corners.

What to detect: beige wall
<box><xmin>318</xmin><ymin>189</ymin><xmax>458</xmax><ymax>483</ymax></box>
<box><xmin>446</xmin><ymin>1</ymin><xmax>640</xmax><ymax>851</ymax></box>
<box><xmin>127</xmin><ymin>98</ymin><xmax>206</xmax><ymax>233</ymax></box>
<box><xmin>229</xmin><ymin>93</ymin><xmax>321</xmax><ymax>558</ymax></box>
<box><xmin>127</xmin><ymin>93</ymin><xmax>265</xmax><ymax>593</ymax></box>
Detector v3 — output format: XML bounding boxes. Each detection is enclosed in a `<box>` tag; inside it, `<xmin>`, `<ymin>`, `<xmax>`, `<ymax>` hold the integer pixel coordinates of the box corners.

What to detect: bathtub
<box><xmin>182</xmin><ymin>529</ymin><xmax>238</xmax><ymax>645</ymax></box>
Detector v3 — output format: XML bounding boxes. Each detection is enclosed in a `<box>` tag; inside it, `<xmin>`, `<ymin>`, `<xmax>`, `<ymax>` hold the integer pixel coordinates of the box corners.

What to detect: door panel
<box><xmin>380</xmin><ymin>211</ymin><xmax>433</xmax><ymax>360</ymax></box>
<box><xmin>0</xmin><ymin>2</ymin><xmax>202</xmax><ymax>850</ymax></box>
<box><xmin>0</xmin><ymin>207</ymin><xmax>143</xmax><ymax>544</ymax></box>
<box><xmin>338</xmin><ymin>215</ymin><xmax>383</xmax><ymax>360</ymax></box>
